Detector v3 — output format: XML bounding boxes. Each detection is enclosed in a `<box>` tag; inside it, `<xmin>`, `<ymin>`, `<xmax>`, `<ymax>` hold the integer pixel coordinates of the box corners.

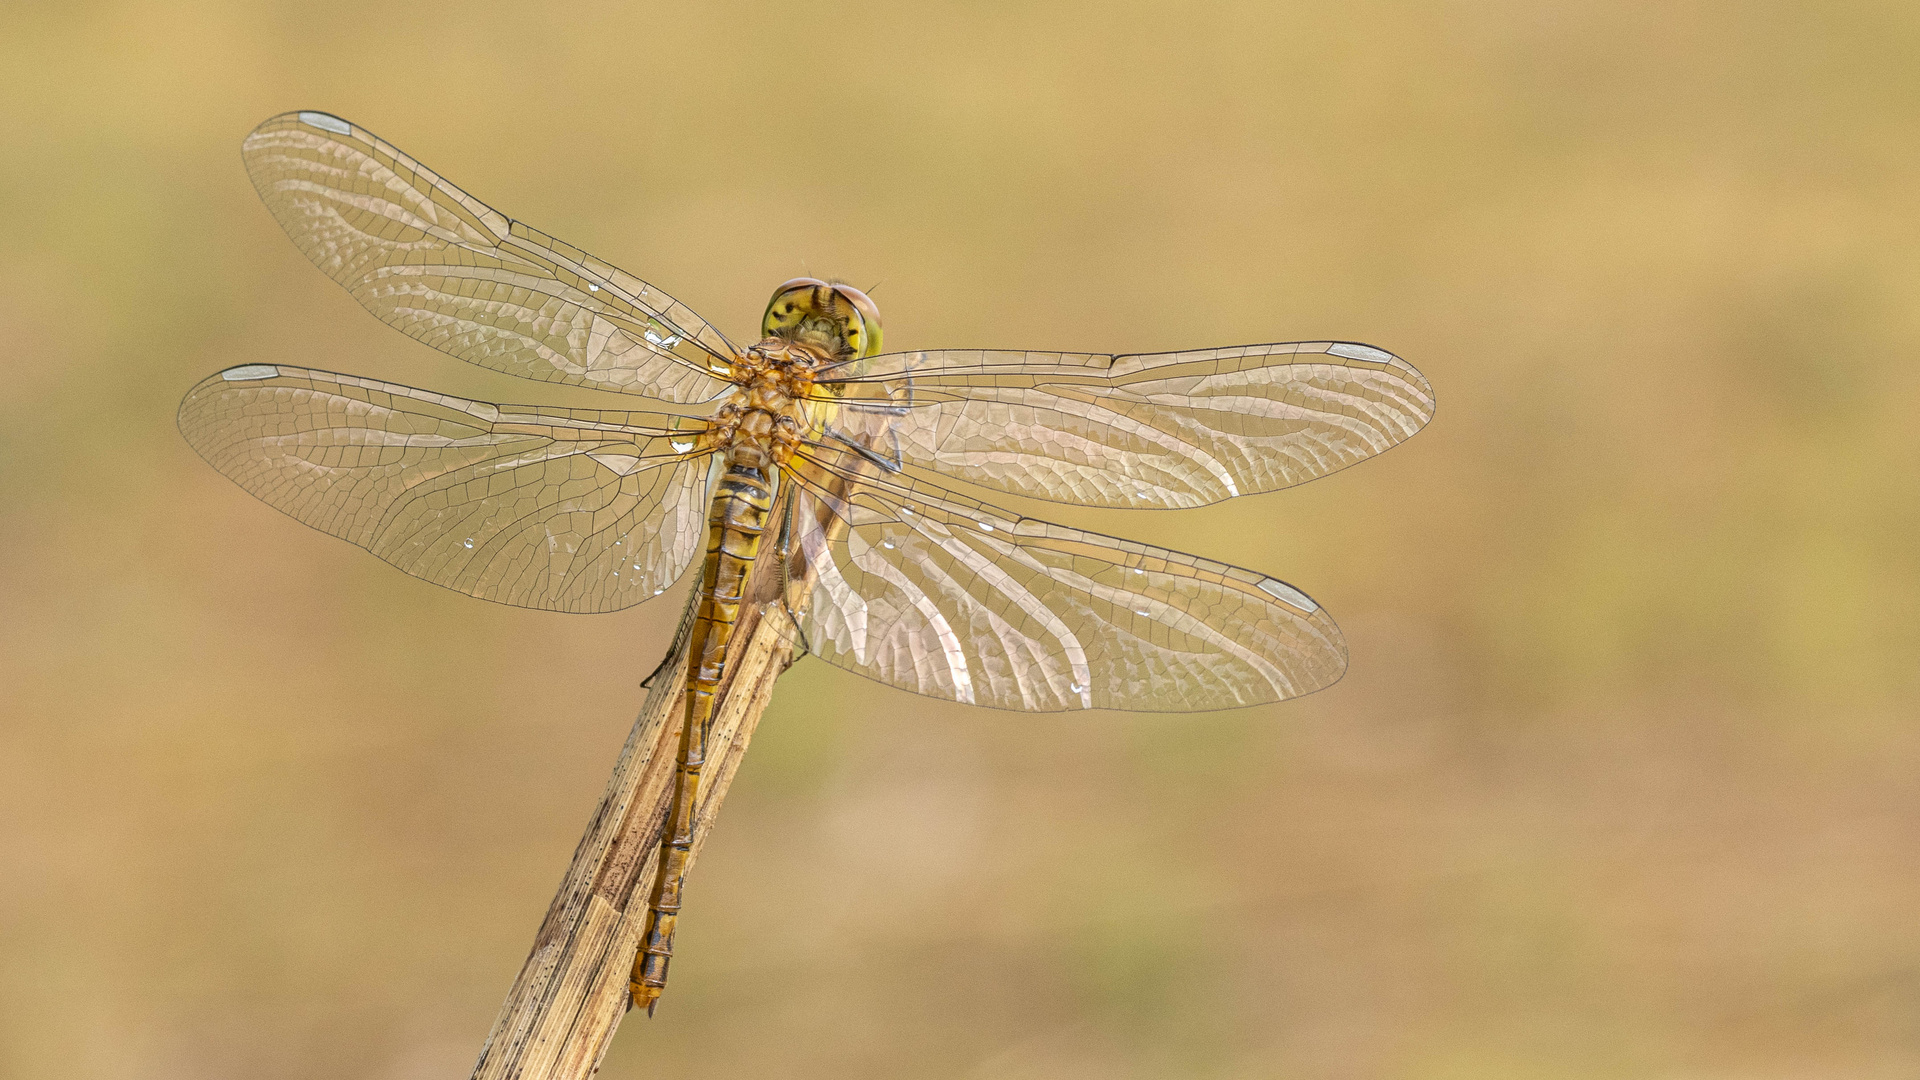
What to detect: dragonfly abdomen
<box><xmin>686</xmin><ymin>465</ymin><xmax>775</xmax><ymax>713</ymax></box>
<box><xmin>632</xmin><ymin>462</ymin><xmax>775</xmax><ymax>1012</ymax></box>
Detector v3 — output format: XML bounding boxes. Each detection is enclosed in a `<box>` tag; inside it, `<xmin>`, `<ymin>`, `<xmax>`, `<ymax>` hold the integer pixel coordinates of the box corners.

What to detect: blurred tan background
<box><xmin>4</xmin><ymin>1</ymin><xmax>1919</xmax><ymax>1077</ymax></box>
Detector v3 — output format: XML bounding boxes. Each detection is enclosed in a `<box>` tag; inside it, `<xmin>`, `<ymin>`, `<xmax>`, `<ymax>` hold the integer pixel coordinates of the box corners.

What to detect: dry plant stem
<box><xmin>469</xmin><ymin>458</ymin><xmax>861</xmax><ymax>1079</ymax></box>
<box><xmin>469</xmin><ymin>566</ymin><xmax>800</xmax><ymax>1080</ymax></box>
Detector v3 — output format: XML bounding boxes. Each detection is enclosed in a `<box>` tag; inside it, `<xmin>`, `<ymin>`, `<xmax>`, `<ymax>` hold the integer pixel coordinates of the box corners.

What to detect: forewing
<box><xmin>816</xmin><ymin>342</ymin><xmax>1433</xmax><ymax>507</ymax></box>
<box><xmin>179</xmin><ymin>365</ymin><xmax>714</xmax><ymax>613</ymax></box>
<box><xmin>782</xmin><ymin>445</ymin><xmax>1345</xmax><ymax>712</ymax></box>
<box><xmin>242</xmin><ymin>111</ymin><xmax>735</xmax><ymax>404</ymax></box>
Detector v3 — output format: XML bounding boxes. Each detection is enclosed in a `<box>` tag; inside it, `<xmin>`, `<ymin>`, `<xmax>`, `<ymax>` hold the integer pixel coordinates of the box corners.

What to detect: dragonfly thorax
<box><xmin>712</xmin><ymin>339</ymin><xmax>824</xmax><ymax>468</ymax></box>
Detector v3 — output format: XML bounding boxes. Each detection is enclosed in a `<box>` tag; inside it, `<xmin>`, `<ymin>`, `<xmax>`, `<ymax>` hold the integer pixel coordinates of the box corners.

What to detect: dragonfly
<box><xmin>179</xmin><ymin>111</ymin><xmax>1434</xmax><ymax>1015</ymax></box>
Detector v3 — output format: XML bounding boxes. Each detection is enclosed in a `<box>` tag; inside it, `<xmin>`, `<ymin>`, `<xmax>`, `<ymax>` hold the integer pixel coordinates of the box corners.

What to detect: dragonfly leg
<box><xmin>780</xmin><ymin>599</ymin><xmax>812</xmax><ymax>656</ymax></box>
<box><xmin>772</xmin><ymin>497</ymin><xmax>812</xmax><ymax>657</ymax></box>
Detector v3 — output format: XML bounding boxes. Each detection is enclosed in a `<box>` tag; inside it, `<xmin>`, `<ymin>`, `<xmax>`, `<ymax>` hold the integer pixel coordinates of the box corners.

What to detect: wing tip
<box><xmin>1320</xmin><ymin>339</ymin><xmax>1438</xmax><ymax>431</ymax></box>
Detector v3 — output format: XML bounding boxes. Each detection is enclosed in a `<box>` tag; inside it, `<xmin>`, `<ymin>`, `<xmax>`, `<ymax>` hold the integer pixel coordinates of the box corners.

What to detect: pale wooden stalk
<box><xmin>470</xmin><ymin>487</ymin><xmax>813</xmax><ymax>1080</ymax></box>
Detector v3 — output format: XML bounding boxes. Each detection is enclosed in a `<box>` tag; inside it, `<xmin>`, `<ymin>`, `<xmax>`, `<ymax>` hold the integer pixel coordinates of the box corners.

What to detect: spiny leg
<box><xmin>774</xmin><ymin>496</ymin><xmax>813</xmax><ymax>657</ymax></box>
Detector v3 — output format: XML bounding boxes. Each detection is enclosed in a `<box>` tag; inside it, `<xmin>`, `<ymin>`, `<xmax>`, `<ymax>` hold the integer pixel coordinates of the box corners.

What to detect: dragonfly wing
<box><xmin>179</xmin><ymin>364</ymin><xmax>715</xmax><ymax>612</ymax></box>
<box><xmin>782</xmin><ymin>446</ymin><xmax>1345</xmax><ymax>712</ymax></box>
<box><xmin>242</xmin><ymin>111</ymin><xmax>735</xmax><ymax>404</ymax></box>
<box><xmin>816</xmin><ymin>342</ymin><xmax>1432</xmax><ymax>508</ymax></box>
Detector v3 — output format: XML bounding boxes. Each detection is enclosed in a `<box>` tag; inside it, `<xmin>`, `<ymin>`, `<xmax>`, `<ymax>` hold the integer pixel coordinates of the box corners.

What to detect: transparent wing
<box><xmin>813</xmin><ymin>341</ymin><xmax>1433</xmax><ymax>508</ymax></box>
<box><xmin>242</xmin><ymin>111</ymin><xmax>735</xmax><ymax>404</ymax></box>
<box><xmin>179</xmin><ymin>364</ymin><xmax>716</xmax><ymax>613</ymax></box>
<box><xmin>781</xmin><ymin>441</ymin><xmax>1346</xmax><ymax>712</ymax></box>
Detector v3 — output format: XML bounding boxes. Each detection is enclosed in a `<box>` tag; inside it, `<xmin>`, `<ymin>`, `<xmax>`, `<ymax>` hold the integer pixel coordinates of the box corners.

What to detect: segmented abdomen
<box><xmin>686</xmin><ymin>464</ymin><xmax>774</xmax><ymax>729</ymax></box>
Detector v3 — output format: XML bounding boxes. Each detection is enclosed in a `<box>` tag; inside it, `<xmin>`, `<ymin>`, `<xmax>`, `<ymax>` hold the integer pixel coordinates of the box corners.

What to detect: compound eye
<box><xmin>763</xmin><ymin>279</ymin><xmax>831</xmax><ymax>339</ymax></box>
<box><xmin>830</xmin><ymin>285</ymin><xmax>882</xmax><ymax>358</ymax></box>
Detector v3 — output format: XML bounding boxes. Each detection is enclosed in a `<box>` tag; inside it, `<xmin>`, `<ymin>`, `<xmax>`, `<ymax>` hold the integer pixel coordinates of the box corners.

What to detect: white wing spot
<box><xmin>979</xmin><ymin>522</ymin><xmax>994</xmax><ymax>532</ymax></box>
<box><xmin>588</xmin><ymin>283</ymin><xmax>601</xmax><ymax>292</ymax></box>
<box><xmin>298</xmin><ymin>112</ymin><xmax>352</xmax><ymax>135</ymax></box>
<box><xmin>588</xmin><ymin>452</ymin><xmax>641</xmax><ymax>475</ymax></box>
<box><xmin>1257</xmin><ymin>578</ymin><xmax>1318</xmax><ymax>613</ymax></box>
<box><xmin>463</xmin><ymin>538</ymin><xmax>474</xmax><ymax>549</ymax></box>
<box><xmin>221</xmin><ymin>365</ymin><xmax>280</xmax><ymax>381</ymax></box>
<box><xmin>670</xmin><ymin>440</ymin><xmax>694</xmax><ymax>453</ymax></box>
<box><xmin>1328</xmin><ymin>342</ymin><xmax>1395</xmax><ymax>365</ymax></box>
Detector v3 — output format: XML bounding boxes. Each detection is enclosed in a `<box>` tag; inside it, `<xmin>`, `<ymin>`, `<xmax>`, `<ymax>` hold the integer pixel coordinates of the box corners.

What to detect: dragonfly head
<box><xmin>761</xmin><ymin>278</ymin><xmax>883</xmax><ymax>362</ymax></box>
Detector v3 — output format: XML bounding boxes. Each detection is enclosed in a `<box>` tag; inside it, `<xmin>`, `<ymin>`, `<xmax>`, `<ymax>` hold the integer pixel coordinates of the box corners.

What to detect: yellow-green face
<box><xmin>761</xmin><ymin>277</ymin><xmax>883</xmax><ymax>360</ymax></box>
